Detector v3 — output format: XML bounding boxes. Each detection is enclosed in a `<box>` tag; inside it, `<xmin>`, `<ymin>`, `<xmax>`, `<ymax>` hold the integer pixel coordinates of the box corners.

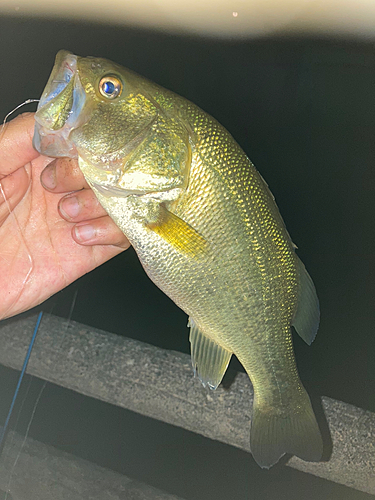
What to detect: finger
<box><xmin>58</xmin><ymin>188</ymin><xmax>108</xmax><ymax>222</ymax></box>
<box><xmin>41</xmin><ymin>157</ymin><xmax>89</xmax><ymax>192</ymax></box>
<box><xmin>72</xmin><ymin>215</ymin><xmax>130</xmax><ymax>249</ymax></box>
<box><xmin>0</xmin><ymin>113</ymin><xmax>39</xmax><ymax>176</ymax></box>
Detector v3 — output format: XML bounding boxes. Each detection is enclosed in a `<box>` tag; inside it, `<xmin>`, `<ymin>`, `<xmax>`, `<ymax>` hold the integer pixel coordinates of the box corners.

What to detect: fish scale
<box><xmin>33</xmin><ymin>50</ymin><xmax>323</xmax><ymax>468</ymax></box>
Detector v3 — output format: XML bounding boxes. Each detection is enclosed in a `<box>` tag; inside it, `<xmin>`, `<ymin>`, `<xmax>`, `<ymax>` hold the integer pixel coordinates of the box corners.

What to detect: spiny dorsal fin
<box><xmin>188</xmin><ymin>318</ymin><xmax>232</xmax><ymax>390</ymax></box>
<box><xmin>147</xmin><ymin>205</ymin><xmax>207</xmax><ymax>257</ymax></box>
<box><xmin>292</xmin><ymin>258</ymin><xmax>320</xmax><ymax>345</ymax></box>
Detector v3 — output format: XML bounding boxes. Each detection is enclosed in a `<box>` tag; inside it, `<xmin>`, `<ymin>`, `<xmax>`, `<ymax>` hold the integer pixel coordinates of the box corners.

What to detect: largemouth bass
<box><xmin>33</xmin><ymin>50</ymin><xmax>323</xmax><ymax>468</ymax></box>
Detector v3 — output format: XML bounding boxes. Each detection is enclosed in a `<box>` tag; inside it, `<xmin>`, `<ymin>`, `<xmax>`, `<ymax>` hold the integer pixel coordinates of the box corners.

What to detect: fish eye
<box><xmin>98</xmin><ymin>75</ymin><xmax>123</xmax><ymax>99</ymax></box>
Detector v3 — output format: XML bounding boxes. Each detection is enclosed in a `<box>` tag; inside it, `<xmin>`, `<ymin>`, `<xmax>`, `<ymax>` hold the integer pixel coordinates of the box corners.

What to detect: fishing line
<box><xmin>1</xmin><ymin>100</ymin><xmax>81</xmax><ymax>496</ymax></box>
<box><xmin>0</xmin><ymin>99</ymin><xmax>39</xmax><ymax>320</ymax></box>
<box><xmin>0</xmin><ymin>312</ymin><xmax>44</xmax><ymax>497</ymax></box>
<box><xmin>0</xmin><ymin>303</ymin><xmax>58</xmax><ymax>472</ymax></box>
<box><xmin>3</xmin><ymin>378</ymin><xmax>47</xmax><ymax>500</ymax></box>
<box><xmin>2</xmin><ymin>290</ymin><xmax>79</xmax><ymax>500</ymax></box>
<box><xmin>0</xmin><ymin>180</ymin><xmax>33</xmax><ymax>320</ymax></box>
<box><xmin>0</xmin><ymin>100</ymin><xmax>79</xmax><ymax>497</ymax></box>
<box><xmin>0</xmin><ymin>100</ymin><xmax>39</xmax><ymax>136</ymax></box>
<box><xmin>0</xmin><ymin>311</ymin><xmax>43</xmax><ymax>451</ymax></box>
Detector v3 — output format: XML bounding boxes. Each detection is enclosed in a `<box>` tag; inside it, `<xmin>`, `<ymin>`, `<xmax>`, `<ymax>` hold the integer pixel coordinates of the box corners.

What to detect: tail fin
<box><xmin>250</xmin><ymin>395</ymin><xmax>323</xmax><ymax>469</ymax></box>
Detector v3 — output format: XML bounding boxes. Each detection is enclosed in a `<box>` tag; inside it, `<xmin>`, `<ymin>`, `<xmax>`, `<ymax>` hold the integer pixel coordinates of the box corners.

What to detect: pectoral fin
<box><xmin>147</xmin><ymin>205</ymin><xmax>207</xmax><ymax>257</ymax></box>
<box><xmin>188</xmin><ymin>318</ymin><xmax>232</xmax><ymax>390</ymax></box>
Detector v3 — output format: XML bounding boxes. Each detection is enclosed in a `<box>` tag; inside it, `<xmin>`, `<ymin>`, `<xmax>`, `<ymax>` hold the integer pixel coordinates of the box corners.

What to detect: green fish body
<box><xmin>33</xmin><ymin>50</ymin><xmax>323</xmax><ymax>468</ymax></box>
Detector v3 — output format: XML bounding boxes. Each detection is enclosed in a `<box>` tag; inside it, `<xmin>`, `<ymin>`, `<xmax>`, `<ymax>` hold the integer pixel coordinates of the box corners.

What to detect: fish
<box><xmin>33</xmin><ymin>50</ymin><xmax>323</xmax><ymax>468</ymax></box>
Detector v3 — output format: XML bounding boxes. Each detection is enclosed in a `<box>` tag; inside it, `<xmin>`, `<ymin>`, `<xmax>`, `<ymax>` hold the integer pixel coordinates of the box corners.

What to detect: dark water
<box><xmin>0</xmin><ymin>16</ymin><xmax>374</xmax><ymax>499</ymax></box>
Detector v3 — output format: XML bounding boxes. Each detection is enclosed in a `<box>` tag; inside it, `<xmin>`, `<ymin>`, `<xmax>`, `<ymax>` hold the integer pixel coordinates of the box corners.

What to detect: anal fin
<box><xmin>188</xmin><ymin>318</ymin><xmax>232</xmax><ymax>390</ymax></box>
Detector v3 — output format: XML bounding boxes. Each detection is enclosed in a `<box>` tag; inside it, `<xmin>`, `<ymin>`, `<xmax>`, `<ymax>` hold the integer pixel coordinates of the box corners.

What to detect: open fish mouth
<box><xmin>33</xmin><ymin>51</ymin><xmax>86</xmax><ymax>158</ymax></box>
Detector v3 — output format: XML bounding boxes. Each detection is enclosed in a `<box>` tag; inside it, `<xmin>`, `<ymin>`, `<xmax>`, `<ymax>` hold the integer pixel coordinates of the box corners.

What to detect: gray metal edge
<box><xmin>0</xmin><ymin>430</ymin><xmax>183</xmax><ymax>500</ymax></box>
<box><xmin>0</xmin><ymin>313</ymin><xmax>374</xmax><ymax>495</ymax></box>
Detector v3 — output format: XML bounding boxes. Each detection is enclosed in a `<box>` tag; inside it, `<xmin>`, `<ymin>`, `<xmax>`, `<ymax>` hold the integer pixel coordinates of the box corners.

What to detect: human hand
<box><xmin>0</xmin><ymin>112</ymin><xmax>130</xmax><ymax>320</ymax></box>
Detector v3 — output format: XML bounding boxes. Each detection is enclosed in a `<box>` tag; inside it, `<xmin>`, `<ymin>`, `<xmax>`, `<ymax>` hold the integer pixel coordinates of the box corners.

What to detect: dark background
<box><xmin>0</xmin><ymin>15</ymin><xmax>374</xmax><ymax>499</ymax></box>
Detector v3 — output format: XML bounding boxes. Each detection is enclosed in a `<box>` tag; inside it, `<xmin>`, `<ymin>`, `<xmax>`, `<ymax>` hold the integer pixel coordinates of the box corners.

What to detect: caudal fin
<box><xmin>250</xmin><ymin>395</ymin><xmax>323</xmax><ymax>469</ymax></box>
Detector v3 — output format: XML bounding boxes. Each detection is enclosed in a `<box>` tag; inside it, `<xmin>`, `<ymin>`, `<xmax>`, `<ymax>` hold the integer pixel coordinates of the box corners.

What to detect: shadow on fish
<box><xmin>33</xmin><ymin>50</ymin><xmax>323</xmax><ymax>468</ymax></box>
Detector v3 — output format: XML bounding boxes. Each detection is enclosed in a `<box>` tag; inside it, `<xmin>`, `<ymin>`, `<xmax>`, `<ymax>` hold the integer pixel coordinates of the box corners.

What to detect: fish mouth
<box><xmin>33</xmin><ymin>51</ymin><xmax>87</xmax><ymax>158</ymax></box>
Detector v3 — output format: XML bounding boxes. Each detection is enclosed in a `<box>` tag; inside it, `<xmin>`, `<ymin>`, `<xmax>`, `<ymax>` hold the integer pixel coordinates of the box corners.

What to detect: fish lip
<box><xmin>33</xmin><ymin>52</ymin><xmax>86</xmax><ymax>158</ymax></box>
<box><xmin>38</xmin><ymin>53</ymin><xmax>77</xmax><ymax>109</ymax></box>
<box><xmin>32</xmin><ymin>121</ymin><xmax>79</xmax><ymax>159</ymax></box>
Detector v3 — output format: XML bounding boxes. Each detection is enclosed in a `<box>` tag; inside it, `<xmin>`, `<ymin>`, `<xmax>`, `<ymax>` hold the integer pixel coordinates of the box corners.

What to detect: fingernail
<box><xmin>60</xmin><ymin>196</ymin><xmax>80</xmax><ymax>218</ymax></box>
<box><xmin>41</xmin><ymin>164</ymin><xmax>56</xmax><ymax>190</ymax></box>
<box><xmin>74</xmin><ymin>224</ymin><xmax>95</xmax><ymax>242</ymax></box>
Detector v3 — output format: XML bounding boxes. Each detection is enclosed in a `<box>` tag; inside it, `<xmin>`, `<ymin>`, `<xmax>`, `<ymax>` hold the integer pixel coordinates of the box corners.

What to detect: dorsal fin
<box><xmin>188</xmin><ymin>318</ymin><xmax>232</xmax><ymax>390</ymax></box>
<box><xmin>292</xmin><ymin>258</ymin><xmax>320</xmax><ymax>345</ymax></box>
